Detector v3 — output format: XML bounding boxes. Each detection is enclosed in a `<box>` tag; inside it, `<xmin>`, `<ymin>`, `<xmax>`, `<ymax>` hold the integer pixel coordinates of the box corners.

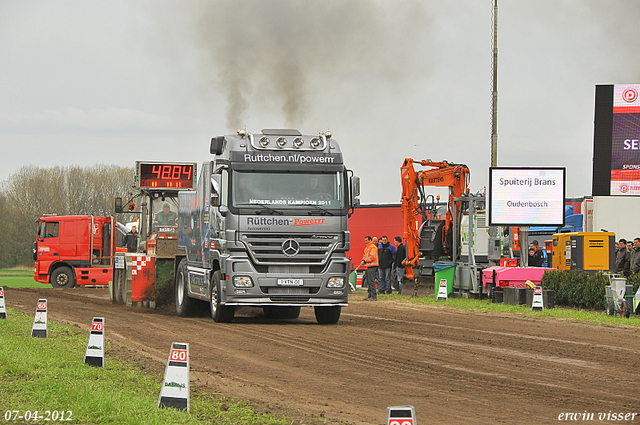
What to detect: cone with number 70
<box><xmin>84</xmin><ymin>317</ymin><xmax>104</xmax><ymax>367</ymax></box>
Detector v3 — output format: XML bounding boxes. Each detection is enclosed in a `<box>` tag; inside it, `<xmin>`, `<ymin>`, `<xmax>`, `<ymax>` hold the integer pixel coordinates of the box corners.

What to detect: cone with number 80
<box><xmin>158</xmin><ymin>342</ymin><xmax>190</xmax><ymax>411</ymax></box>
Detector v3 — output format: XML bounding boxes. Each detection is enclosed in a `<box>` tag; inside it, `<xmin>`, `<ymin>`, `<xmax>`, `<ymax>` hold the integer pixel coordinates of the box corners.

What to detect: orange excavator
<box><xmin>401</xmin><ymin>158</ymin><xmax>471</xmax><ymax>280</ymax></box>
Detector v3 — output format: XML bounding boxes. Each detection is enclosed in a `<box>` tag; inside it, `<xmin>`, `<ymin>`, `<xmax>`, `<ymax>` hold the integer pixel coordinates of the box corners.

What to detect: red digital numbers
<box><xmin>170</xmin><ymin>349</ymin><xmax>188</xmax><ymax>362</ymax></box>
<box><xmin>151</xmin><ymin>165</ymin><xmax>192</xmax><ymax>182</ymax></box>
<box><xmin>92</xmin><ymin>322</ymin><xmax>103</xmax><ymax>332</ymax></box>
<box><xmin>139</xmin><ymin>163</ymin><xmax>194</xmax><ymax>189</ymax></box>
<box><xmin>37</xmin><ymin>302</ymin><xmax>47</xmax><ymax>310</ymax></box>
<box><xmin>0</xmin><ymin>289</ymin><xmax>3</xmax><ymax>296</ymax></box>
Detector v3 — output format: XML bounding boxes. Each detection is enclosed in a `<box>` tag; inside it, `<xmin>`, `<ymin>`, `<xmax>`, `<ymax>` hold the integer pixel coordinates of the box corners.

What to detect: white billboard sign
<box><xmin>489</xmin><ymin>167</ymin><xmax>566</xmax><ymax>226</ymax></box>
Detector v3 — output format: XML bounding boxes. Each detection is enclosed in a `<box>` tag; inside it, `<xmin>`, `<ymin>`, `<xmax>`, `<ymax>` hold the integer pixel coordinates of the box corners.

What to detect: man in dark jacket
<box><xmin>528</xmin><ymin>240</ymin><xmax>544</xmax><ymax>267</ymax></box>
<box><xmin>616</xmin><ymin>238</ymin><xmax>631</xmax><ymax>277</ymax></box>
<box><xmin>377</xmin><ymin>236</ymin><xmax>396</xmax><ymax>295</ymax></box>
<box><xmin>123</xmin><ymin>226</ymin><xmax>138</xmax><ymax>253</ymax></box>
<box><xmin>393</xmin><ymin>236</ymin><xmax>406</xmax><ymax>294</ymax></box>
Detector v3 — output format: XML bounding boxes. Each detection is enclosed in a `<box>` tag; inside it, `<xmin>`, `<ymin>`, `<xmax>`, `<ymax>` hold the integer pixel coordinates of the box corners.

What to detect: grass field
<box><xmin>0</xmin><ymin>308</ymin><xmax>291</xmax><ymax>425</ymax></box>
<box><xmin>0</xmin><ymin>269</ymin><xmax>46</xmax><ymax>288</ymax></box>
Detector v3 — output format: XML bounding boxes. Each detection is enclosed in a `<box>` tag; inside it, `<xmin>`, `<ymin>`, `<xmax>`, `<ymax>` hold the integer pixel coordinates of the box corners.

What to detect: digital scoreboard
<box><xmin>593</xmin><ymin>84</ymin><xmax>640</xmax><ymax>196</ymax></box>
<box><xmin>136</xmin><ymin>162</ymin><xmax>197</xmax><ymax>190</ymax></box>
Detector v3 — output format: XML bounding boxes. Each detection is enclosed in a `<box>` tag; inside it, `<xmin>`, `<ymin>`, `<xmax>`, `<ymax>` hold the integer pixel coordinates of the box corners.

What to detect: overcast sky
<box><xmin>2</xmin><ymin>1</ymin><xmax>639</xmax><ymax>203</ymax></box>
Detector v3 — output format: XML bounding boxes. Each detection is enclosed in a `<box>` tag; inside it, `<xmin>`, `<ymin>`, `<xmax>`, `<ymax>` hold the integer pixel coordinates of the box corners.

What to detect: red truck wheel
<box><xmin>51</xmin><ymin>267</ymin><xmax>76</xmax><ymax>288</ymax></box>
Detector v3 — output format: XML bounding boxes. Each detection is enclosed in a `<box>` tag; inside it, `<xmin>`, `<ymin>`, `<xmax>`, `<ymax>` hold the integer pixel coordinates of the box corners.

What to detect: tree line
<box><xmin>0</xmin><ymin>164</ymin><xmax>135</xmax><ymax>268</ymax></box>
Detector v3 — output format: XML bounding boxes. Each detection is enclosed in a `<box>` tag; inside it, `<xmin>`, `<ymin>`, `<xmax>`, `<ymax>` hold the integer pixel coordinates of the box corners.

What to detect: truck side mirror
<box><xmin>210</xmin><ymin>136</ymin><xmax>225</xmax><ymax>155</ymax></box>
<box><xmin>114</xmin><ymin>197</ymin><xmax>123</xmax><ymax>213</ymax></box>
<box><xmin>351</xmin><ymin>176</ymin><xmax>361</xmax><ymax>203</ymax></box>
<box><xmin>210</xmin><ymin>175</ymin><xmax>221</xmax><ymax>207</ymax></box>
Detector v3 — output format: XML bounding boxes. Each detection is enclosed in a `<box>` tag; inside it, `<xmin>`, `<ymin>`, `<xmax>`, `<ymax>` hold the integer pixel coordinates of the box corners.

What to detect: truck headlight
<box><xmin>327</xmin><ymin>277</ymin><xmax>344</xmax><ymax>288</ymax></box>
<box><xmin>233</xmin><ymin>276</ymin><xmax>254</xmax><ymax>288</ymax></box>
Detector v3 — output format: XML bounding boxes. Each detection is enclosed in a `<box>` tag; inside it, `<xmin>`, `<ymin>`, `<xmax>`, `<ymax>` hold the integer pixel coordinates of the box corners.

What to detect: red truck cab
<box><xmin>34</xmin><ymin>215</ymin><xmax>116</xmax><ymax>287</ymax></box>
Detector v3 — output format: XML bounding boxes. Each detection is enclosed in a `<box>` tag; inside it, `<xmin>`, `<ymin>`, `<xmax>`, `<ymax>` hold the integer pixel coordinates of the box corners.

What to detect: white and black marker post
<box><xmin>531</xmin><ymin>286</ymin><xmax>544</xmax><ymax>311</ymax></box>
<box><xmin>158</xmin><ymin>342</ymin><xmax>190</xmax><ymax>411</ymax></box>
<box><xmin>84</xmin><ymin>317</ymin><xmax>105</xmax><ymax>367</ymax></box>
<box><xmin>31</xmin><ymin>299</ymin><xmax>47</xmax><ymax>338</ymax></box>
<box><xmin>436</xmin><ymin>279</ymin><xmax>448</xmax><ymax>301</ymax></box>
<box><xmin>0</xmin><ymin>287</ymin><xmax>6</xmax><ymax>319</ymax></box>
<box><xmin>387</xmin><ymin>405</ymin><xmax>416</xmax><ymax>425</ymax></box>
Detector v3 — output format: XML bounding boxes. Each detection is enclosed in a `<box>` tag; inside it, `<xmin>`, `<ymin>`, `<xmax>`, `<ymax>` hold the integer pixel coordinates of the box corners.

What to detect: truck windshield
<box><xmin>232</xmin><ymin>170</ymin><xmax>345</xmax><ymax>210</ymax></box>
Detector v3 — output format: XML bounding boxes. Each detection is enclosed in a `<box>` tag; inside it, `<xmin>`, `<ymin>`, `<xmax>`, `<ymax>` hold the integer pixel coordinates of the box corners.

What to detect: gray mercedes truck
<box><xmin>175</xmin><ymin>129</ymin><xmax>360</xmax><ymax>324</ymax></box>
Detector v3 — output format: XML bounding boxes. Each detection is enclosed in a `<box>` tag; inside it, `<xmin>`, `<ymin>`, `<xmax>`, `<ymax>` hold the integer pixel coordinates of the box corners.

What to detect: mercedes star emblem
<box><xmin>282</xmin><ymin>239</ymin><xmax>300</xmax><ymax>257</ymax></box>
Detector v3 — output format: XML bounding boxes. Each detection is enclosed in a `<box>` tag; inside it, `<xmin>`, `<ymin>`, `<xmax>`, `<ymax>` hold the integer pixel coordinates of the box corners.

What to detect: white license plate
<box><xmin>277</xmin><ymin>279</ymin><xmax>303</xmax><ymax>286</ymax></box>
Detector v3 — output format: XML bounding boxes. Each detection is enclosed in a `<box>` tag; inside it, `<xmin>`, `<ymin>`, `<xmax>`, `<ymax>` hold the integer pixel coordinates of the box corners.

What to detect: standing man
<box><xmin>359</xmin><ymin>236</ymin><xmax>379</xmax><ymax>301</ymax></box>
<box><xmin>123</xmin><ymin>225</ymin><xmax>138</xmax><ymax>253</ymax></box>
<box><xmin>377</xmin><ymin>236</ymin><xmax>396</xmax><ymax>295</ymax></box>
<box><xmin>616</xmin><ymin>238</ymin><xmax>631</xmax><ymax>277</ymax></box>
<box><xmin>393</xmin><ymin>236</ymin><xmax>406</xmax><ymax>295</ymax></box>
<box><xmin>630</xmin><ymin>238</ymin><xmax>640</xmax><ymax>274</ymax></box>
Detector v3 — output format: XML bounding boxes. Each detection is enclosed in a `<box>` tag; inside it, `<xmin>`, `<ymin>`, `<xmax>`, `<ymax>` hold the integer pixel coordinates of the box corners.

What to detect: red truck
<box><xmin>33</xmin><ymin>215</ymin><xmax>120</xmax><ymax>287</ymax></box>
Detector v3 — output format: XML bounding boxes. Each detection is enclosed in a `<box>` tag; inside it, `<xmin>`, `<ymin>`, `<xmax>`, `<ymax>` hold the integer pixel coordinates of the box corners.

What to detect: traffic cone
<box><xmin>158</xmin><ymin>342</ymin><xmax>190</xmax><ymax>411</ymax></box>
<box><xmin>84</xmin><ymin>317</ymin><xmax>104</xmax><ymax>367</ymax></box>
<box><xmin>0</xmin><ymin>287</ymin><xmax>6</xmax><ymax>319</ymax></box>
<box><xmin>31</xmin><ymin>299</ymin><xmax>47</xmax><ymax>338</ymax></box>
<box><xmin>531</xmin><ymin>286</ymin><xmax>544</xmax><ymax>311</ymax></box>
<box><xmin>436</xmin><ymin>279</ymin><xmax>448</xmax><ymax>301</ymax></box>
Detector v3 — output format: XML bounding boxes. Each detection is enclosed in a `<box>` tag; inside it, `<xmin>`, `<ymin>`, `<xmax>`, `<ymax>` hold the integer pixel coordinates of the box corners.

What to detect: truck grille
<box><xmin>269</xmin><ymin>296</ymin><xmax>310</xmax><ymax>303</ymax></box>
<box><xmin>241</xmin><ymin>233</ymin><xmax>339</xmax><ymax>265</ymax></box>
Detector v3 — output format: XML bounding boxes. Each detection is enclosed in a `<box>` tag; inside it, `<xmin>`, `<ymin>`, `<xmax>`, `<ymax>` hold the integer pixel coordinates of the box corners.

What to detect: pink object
<box><xmin>482</xmin><ymin>266</ymin><xmax>555</xmax><ymax>289</ymax></box>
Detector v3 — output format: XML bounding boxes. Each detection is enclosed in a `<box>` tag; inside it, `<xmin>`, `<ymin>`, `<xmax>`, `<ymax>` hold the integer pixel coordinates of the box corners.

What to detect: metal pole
<box><xmin>491</xmin><ymin>0</ymin><xmax>498</xmax><ymax>167</ymax></box>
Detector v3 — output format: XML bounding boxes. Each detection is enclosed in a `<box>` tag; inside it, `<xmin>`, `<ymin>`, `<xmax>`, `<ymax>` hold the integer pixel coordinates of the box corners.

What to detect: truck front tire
<box><xmin>314</xmin><ymin>306</ymin><xmax>341</xmax><ymax>324</ymax></box>
<box><xmin>175</xmin><ymin>260</ymin><xmax>197</xmax><ymax>317</ymax></box>
<box><xmin>51</xmin><ymin>266</ymin><xmax>76</xmax><ymax>288</ymax></box>
<box><xmin>210</xmin><ymin>271</ymin><xmax>235</xmax><ymax>323</ymax></box>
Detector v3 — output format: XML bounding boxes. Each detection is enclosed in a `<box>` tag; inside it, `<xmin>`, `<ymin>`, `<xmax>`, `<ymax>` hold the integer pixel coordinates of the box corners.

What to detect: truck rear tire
<box><xmin>314</xmin><ymin>306</ymin><xmax>341</xmax><ymax>324</ymax></box>
<box><xmin>263</xmin><ymin>306</ymin><xmax>301</xmax><ymax>320</ymax></box>
<box><xmin>175</xmin><ymin>260</ymin><xmax>197</xmax><ymax>317</ymax></box>
<box><xmin>51</xmin><ymin>266</ymin><xmax>76</xmax><ymax>288</ymax></box>
<box><xmin>210</xmin><ymin>271</ymin><xmax>235</xmax><ymax>323</ymax></box>
<box><xmin>113</xmin><ymin>269</ymin><xmax>125</xmax><ymax>305</ymax></box>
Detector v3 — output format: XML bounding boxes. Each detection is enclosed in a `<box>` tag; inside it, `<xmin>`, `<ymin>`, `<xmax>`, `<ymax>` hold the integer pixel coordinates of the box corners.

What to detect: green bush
<box><xmin>541</xmin><ymin>270</ymin><xmax>640</xmax><ymax>311</ymax></box>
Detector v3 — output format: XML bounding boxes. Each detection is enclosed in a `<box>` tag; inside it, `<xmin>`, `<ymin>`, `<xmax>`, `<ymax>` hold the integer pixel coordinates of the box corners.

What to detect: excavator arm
<box><xmin>401</xmin><ymin>158</ymin><xmax>470</xmax><ymax>280</ymax></box>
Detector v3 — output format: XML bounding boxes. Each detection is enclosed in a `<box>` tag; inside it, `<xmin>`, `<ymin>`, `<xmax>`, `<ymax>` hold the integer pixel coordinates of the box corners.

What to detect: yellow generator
<box><xmin>552</xmin><ymin>232</ymin><xmax>615</xmax><ymax>272</ymax></box>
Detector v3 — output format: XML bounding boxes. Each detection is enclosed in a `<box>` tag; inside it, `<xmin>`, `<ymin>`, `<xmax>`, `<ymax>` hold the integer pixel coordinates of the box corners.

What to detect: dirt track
<box><xmin>4</xmin><ymin>286</ymin><xmax>640</xmax><ymax>425</ymax></box>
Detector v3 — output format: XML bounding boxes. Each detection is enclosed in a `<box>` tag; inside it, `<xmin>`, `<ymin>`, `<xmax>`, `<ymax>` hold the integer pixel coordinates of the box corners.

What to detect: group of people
<box><xmin>527</xmin><ymin>240</ymin><xmax>547</xmax><ymax>267</ymax></box>
<box><xmin>615</xmin><ymin>237</ymin><xmax>640</xmax><ymax>277</ymax></box>
<box><xmin>359</xmin><ymin>235</ymin><xmax>407</xmax><ymax>301</ymax></box>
